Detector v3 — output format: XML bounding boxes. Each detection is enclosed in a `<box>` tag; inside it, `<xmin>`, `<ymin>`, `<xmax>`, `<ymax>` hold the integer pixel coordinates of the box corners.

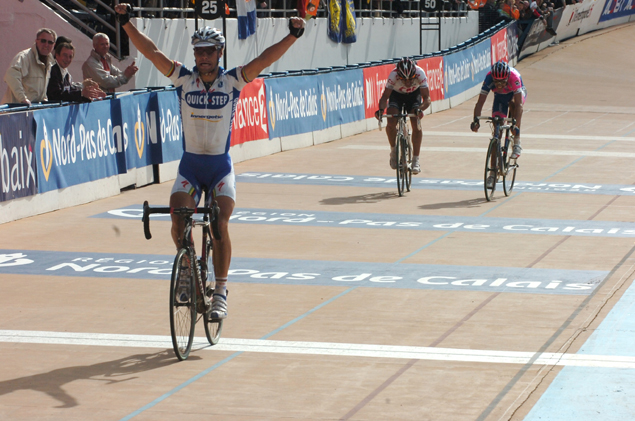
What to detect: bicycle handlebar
<box><xmin>142</xmin><ymin>200</ymin><xmax>221</xmax><ymax>241</ymax></box>
<box><xmin>377</xmin><ymin>113</ymin><xmax>422</xmax><ymax>131</ymax></box>
<box><xmin>476</xmin><ymin>116</ymin><xmax>516</xmax><ymax>126</ymax></box>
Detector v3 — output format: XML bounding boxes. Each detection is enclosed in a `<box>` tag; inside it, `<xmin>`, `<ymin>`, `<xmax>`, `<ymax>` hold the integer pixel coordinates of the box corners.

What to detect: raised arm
<box><xmin>115</xmin><ymin>4</ymin><xmax>173</xmax><ymax>76</ymax></box>
<box><xmin>242</xmin><ymin>17</ymin><xmax>305</xmax><ymax>82</ymax></box>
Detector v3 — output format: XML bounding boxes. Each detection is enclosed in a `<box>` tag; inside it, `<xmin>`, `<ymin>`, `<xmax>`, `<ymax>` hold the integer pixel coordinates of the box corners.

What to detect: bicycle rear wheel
<box><xmin>404</xmin><ymin>136</ymin><xmax>412</xmax><ymax>192</ymax></box>
<box><xmin>484</xmin><ymin>139</ymin><xmax>498</xmax><ymax>201</ymax></box>
<box><xmin>170</xmin><ymin>248</ymin><xmax>196</xmax><ymax>360</ymax></box>
<box><xmin>502</xmin><ymin>138</ymin><xmax>517</xmax><ymax>196</ymax></box>
<box><xmin>396</xmin><ymin>133</ymin><xmax>406</xmax><ymax>196</ymax></box>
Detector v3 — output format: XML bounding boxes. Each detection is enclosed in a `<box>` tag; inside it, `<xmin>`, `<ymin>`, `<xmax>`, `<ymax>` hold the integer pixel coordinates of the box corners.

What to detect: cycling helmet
<box><xmin>191</xmin><ymin>26</ymin><xmax>225</xmax><ymax>49</ymax></box>
<box><xmin>396</xmin><ymin>57</ymin><xmax>417</xmax><ymax>79</ymax></box>
<box><xmin>491</xmin><ymin>61</ymin><xmax>510</xmax><ymax>80</ymax></box>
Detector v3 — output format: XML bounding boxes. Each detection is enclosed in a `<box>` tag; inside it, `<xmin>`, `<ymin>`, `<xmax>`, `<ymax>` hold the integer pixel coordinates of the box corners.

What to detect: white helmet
<box><xmin>191</xmin><ymin>26</ymin><xmax>225</xmax><ymax>49</ymax></box>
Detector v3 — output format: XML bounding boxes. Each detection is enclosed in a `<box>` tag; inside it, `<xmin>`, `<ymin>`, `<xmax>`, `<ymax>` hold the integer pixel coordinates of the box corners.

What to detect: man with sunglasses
<box><xmin>470</xmin><ymin>61</ymin><xmax>526</xmax><ymax>187</ymax></box>
<box><xmin>376</xmin><ymin>57</ymin><xmax>431</xmax><ymax>175</ymax></box>
<box><xmin>2</xmin><ymin>28</ymin><xmax>57</xmax><ymax>105</ymax></box>
<box><xmin>115</xmin><ymin>3</ymin><xmax>305</xmax><ymax>320</ymax></box>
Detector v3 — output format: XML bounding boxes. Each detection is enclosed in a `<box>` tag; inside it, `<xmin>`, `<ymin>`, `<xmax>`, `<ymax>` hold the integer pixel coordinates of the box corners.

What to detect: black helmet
<box><xmin>491</xmin><ymin>61</ymin><xmax>510</xmax><ymax>80</ymax></box>
<box><xmin>396</xmin><ymin>57</ymin><xmax>417</xmax><ymax>79</ymax></box>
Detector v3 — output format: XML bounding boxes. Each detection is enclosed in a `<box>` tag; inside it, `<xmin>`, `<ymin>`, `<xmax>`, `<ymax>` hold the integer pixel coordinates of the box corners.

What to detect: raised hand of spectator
<box><xmin>124</xmin><ymin>60</ymin><xmax>139</xmax><ymax>79</ymax></box>
<box><xmin>82</xmin><ymin>78</ymin><xmax>107</xmax><ymax>100</ymax></box>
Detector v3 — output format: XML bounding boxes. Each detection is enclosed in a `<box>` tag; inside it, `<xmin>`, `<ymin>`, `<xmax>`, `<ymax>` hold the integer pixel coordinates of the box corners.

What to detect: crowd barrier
<box><xmin>1</xmin><ymin>0</ymin><xmax>633</xmax><ymax>223</ymax></box>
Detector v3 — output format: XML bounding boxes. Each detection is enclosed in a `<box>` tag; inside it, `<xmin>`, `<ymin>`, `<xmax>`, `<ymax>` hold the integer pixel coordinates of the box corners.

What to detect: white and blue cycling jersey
<box><xmin>167</xmin><ymin>61</ymin><xmax>248</xmax><ymax>156</ymax></box>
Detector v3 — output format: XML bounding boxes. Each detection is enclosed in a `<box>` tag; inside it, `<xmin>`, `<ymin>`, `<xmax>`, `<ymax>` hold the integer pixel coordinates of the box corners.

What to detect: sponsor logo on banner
<box><xmin>0</xmin><ymin>112</ymin><xmax>37</xmax><ymax>202</ymax></box>
<box><xmin>417</xmin><ymin>56</ymin><xmax>445</xmax><ymax>102</ymax></box>
<box><xmin>319</xmin><ymin>70</ymin><xmax>365</xmax><ymax>127</ymax></box>
<box><xmin>362</xmin><ymin>64</ymin><xmax>393</xmax><ymax>119</ymax></box>
<box><xmin>491</xmin><ymin>29</ymin><xmax>508</xmax><ymax>64</ymax></box>
<box><xmin>265</xmin><ymin>76</ymin><xmax>324</xmax><ymax>138</ymax></box>
<box><xmin>444</xmin><ymin>41</ymin><xmax>491</xmax><ymax>98</ymax></box>
<box><xmin>599</xmin><ymin>0</ymin><xmax>635</xmax><ymax>21</ymax></box>
<box><xmin>231</xmin><ymin>79</ymin><xmax>269</xmax><ymax>146</ymax></box>
<box><xmin>567</xmin><ymin>3</ymin><xmax>594</xmax><ymax>25</ymax></box>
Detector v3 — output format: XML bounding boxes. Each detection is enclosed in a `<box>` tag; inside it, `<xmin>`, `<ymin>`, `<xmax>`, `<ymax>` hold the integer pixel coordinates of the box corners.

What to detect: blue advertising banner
<box><xmin>155</xmin><ymin>89</ymin><xmax>183</xmax><ymax>163</ymax></box>
<box><xmin>115</xmin><ymin>92</ymin><xmax>163</xmax><ymax>170</ymax></box>
<box><xmin>317</xmin><ymin>70</ymin><xmax>365</xmax><ymax>128</ymax></box>
<box><xmin>444</xmin><ymin>40</ymin><xmax>492</xmax><ymax>98</ymax></box>
<box><xmin>599</xmin><ymin>0</ymin><xmax>635</xmax><ymax>22</ymax></box>
<box><xmin>0</xmin><ymin>112</ymin><xmax>37</xmax><ymax>202</ymax></box>
<box><xmin>33</xmin><ymin>101</ymin><xmax>120</xmax><ymax>193</ymax></box>
<box><xmin>265</xmin><ymin>76</ymin><xmax>324</xmax><ymax>138</ymax></box>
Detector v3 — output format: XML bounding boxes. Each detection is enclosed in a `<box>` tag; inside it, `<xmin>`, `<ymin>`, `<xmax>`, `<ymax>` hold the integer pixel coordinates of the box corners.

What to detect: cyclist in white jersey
<box><xmin>376</xmin><ymin>57</ymin><xmax>431</xmax><ymax>174</ymax></box>
<box><xmin>116</xmin><ymin>3</ymin><xmax>305</xmax><ymax>319</ymax></box>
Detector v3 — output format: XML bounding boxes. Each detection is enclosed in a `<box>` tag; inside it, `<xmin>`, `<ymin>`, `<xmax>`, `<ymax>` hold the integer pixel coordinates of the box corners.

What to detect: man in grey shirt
<box><xmin>82</xmin><ymin>33</ymin><xmax>138</xmax><ymax>93</ymax></box>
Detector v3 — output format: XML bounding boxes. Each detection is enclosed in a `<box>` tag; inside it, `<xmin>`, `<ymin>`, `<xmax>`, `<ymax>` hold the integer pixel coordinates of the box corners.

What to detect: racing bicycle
<box><xmin>379</xmin><ymin>108</ymin><xmax>421</xmax><ymax>196</ymax></box>
<box><xmin>142</xmin><ymin>188</ymin><xmax>224</xmax><ymax>360</ymax></box>
<box><xmin>476</xmin><ymin>116</ymin><xmax>518</xmax><ymax>201</ymax></box>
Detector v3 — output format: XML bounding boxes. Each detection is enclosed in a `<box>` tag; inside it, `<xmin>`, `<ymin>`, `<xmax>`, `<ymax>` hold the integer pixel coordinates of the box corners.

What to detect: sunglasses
<box><xmin>194</xmin><ymin>46</ymin><xmax>220</xmax><ymax>56</ymax></box>
<box><xmin>38</xmin><ymin>38</ymin><xmax>55</xmax><ymax>45</ymax></box>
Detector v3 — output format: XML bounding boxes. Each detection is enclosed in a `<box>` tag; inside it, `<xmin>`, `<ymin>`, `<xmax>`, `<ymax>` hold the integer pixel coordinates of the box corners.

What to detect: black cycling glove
<box><xmin>289</xmin><ymin>18</ymin><xmax>305</xmax><ymax>38</ymax></box>
<box><xmin>116</xmin><ymin>5</ymin><xmax>133</xmax><ymax>25</ymax></box>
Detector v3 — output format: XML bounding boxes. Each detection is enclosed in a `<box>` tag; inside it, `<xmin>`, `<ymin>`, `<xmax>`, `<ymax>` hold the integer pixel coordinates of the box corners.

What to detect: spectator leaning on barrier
<box><xmin>82</xmin><ymin>33</ymin><xmax>138</xmax><ymax>93</ymax></box>
<box><xmin>47</xmin><ymin>42</ymin><xmax>106</xmax><ymax>103</ymax></box>
<box><xmin>2</xmin><ymin>28</ymin><xmax>57</xmax><ymax>105</ymax></box>
<box><xmin>114</xmin><ymin>3</ymin><xmax>305</xmax><ymax>320</ymax></box>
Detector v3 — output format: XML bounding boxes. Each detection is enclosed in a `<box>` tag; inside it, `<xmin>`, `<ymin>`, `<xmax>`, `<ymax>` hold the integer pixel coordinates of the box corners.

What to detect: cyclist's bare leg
<box><xmin>211</xmin><ymin>195</ymin><xmax>234</xmax><ymax>297</ymax></box>
<box><xmin>385</xmin><ymin>107</ymin><xmax>399</xmax><ymax>147</ymax></box>
<box><xmin>409</xmin><ymin>116</ymin><xmax>422</xmax><ymax>156</ymax></box>
<box><xmin>170</xmin><ymin>191</ymin><xmax>196</xmax><ymax>249</ymax></box>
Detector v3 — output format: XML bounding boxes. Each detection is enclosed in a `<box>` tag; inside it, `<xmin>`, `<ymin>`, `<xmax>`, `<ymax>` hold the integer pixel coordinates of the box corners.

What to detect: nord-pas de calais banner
<box><xmin>110</xmin><ymin>90</ymin><xmax>182</xmax><ymax>172</ymax></box>
<box><xmin>265</xmin><ymin>75</ymin><xmax>323</xmax><ymax>138</ymax></box>
<box><xmin>599</xmin><ymin>0</ymin><xmax>635</xmax><ymax>22</ymax></box>
<box><xmin>34</xmin><ymin>101</ymin><xmax>119</xmax><ymax>194</ymax></box>
<box><xmin>0</xmin><ymin>112</ymin><xmax>37</xmax><ymax>202</ymax></box>
<box><xmin>231</xmin><ymin>78</ymin><xmax>268</xmax><ymax>146</ymax></box>
<box><xmin>444</xmin><ymin>40</ymin><xmax>492</xmax><ymax>99</ymax></box>
<box><xmin>317</xmin><ymin>69</ymin><xmax>365</xmax><ymax>128</ymax></box>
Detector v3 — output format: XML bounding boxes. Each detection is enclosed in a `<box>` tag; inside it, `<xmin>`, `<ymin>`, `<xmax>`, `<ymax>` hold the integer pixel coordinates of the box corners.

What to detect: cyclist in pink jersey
<box><xmin>376</xmin><ymin>57</ymin><xmax>431</xmax><ymax>175</ymax></box>
<box><xmin>471</xmin><ymin>61</ymin><xmax>526</xmax><ymax>167</ymax></box>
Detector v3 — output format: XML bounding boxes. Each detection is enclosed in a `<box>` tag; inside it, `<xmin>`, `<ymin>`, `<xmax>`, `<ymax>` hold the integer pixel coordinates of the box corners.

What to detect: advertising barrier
<box><xmin>444</xmin><ymin>40</ymin><xmax>491</xmax><ymax>99</ymax></box>
<box><xmin>0</xmin><ymin>112</ymin><xmax>37</xmax><ymax>203</ymax></box>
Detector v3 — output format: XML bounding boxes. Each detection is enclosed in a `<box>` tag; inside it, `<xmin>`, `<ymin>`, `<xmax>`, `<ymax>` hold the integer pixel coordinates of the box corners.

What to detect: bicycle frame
<box><xmin>141</xmin><ymin>189</ymin><xmax>223</xmax><ymax>360</ymax></box>
<box><xmin>476</xmin><ymin>116</ymin><xmax>517</xmax><ymax>201</ymax></box>
<box><xmin>378</xmin><ymin>110</ymin><xmax>421</xmax><ymax>196</ymax></box>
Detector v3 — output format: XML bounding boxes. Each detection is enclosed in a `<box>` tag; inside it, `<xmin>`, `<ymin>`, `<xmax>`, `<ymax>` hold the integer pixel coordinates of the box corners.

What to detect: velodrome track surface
<box><xmin>1</xmin><ymin>23</ymin><xmax>635</xmax><ymax>420</ymax></box>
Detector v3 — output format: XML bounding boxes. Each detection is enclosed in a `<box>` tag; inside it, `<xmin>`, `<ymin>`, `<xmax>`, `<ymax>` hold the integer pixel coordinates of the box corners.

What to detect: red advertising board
<box><xmin>231</xmin><ymin>78</ymin><xmax>269</xmax><ymax>146</ymax></box>
<box><xmin>416</xmin><ymin>56</ymin><xmax>445</xmax><ymax>102</ymax></box>
<box><xmin>491</xmin><ymin>29</ymin><xmax>509</xmax><ymax>64</ymax></box>
<box><xmin>362</xmin><ymin>64</ymin><xmax>394</xmax><ymax>119</ymax></box>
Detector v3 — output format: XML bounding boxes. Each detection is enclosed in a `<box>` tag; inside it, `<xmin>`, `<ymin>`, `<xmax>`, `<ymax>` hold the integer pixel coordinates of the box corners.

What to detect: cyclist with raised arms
<box><xmin>471</xmin><ymin>61</ymin><xmax>526</xmax><ymax>187</ymax></box>
<box><xmin>115</xmin><ymin>4</ymin><xmax>305</xmax><ymax>320</ymax></box>
<box><xmin>376</xmin><ymin>57</ymin><xmax>431</xmax><ymax>175</ymax></box>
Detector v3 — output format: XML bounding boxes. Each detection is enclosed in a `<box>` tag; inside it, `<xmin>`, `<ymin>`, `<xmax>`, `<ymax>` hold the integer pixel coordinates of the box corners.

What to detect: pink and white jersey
<box><xmin>481</xmin><ymin>66</ymin><xmax>525</xmax><ymax>95</ymax></box>
<box><xmin>385</xmin><ymin>66</ymin><xmax>429</xmax><ymax>94</ymax></box>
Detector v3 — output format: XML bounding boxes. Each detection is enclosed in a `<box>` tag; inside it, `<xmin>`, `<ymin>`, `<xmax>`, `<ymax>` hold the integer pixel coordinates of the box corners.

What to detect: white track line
<box><xmin>342</xmin><ymin>145</ymin><xmax>635</xmax><ymax>158</ymax></box>
<box><xmin>1</xmin><ymin>330</ymin><xmax>633</xmax><ymax>368</ymax></box>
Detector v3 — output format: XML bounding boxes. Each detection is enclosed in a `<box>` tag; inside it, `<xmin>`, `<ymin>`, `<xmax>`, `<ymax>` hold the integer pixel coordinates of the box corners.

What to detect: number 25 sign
<box><xmin>195</xmin><ymin>0</ymin><xmax>226</xmax><ymax>20</ymax></box>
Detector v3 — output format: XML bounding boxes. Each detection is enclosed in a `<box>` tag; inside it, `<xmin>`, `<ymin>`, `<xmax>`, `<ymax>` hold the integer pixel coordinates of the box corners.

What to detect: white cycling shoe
<box><xmin>209</xmin><ymin>294</ymin><xmax>227</xmax><ymax>319</ymax></box>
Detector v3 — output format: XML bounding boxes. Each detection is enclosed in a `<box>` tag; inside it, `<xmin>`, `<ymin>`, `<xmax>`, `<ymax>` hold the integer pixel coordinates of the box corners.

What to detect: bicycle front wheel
<box><xmin>170</xmin><ymin>248</ymin><xmax>196</xmax><ymax>361</ymax></box>
<box><xmin>484</xmin><ymin>139</ymin><xmax>498</xmax><ymax>201</ymax></box>
<box><xmin>404</xmin><ymin>136</ymin><xmax>413</xmax><ymax>192</ymax></box>
<box><xmin>396</xmin><ymin>133</ymin><xmax>406</xmax><ymax>196</ymax></box>
<box><xmin>502</xmin><ymin>139</ymin><xmax>517</xmax><ymax>196</ymax></box>
<box><xmin>204</xmin><ymin>287</ymin><xmax>224</xmax><ymax>345</ymax></box>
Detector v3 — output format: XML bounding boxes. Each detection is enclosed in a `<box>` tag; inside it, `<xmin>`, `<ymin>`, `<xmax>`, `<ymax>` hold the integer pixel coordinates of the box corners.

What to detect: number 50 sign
<box><xmin>194</xmin><ymin>0</ymin><xmax>226</xmax><ymax>19</ymax></box>
<box><xmin>421</xmin><ymin>0</ymin><xmax>444</xmax><ymax>12</ymax></box>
